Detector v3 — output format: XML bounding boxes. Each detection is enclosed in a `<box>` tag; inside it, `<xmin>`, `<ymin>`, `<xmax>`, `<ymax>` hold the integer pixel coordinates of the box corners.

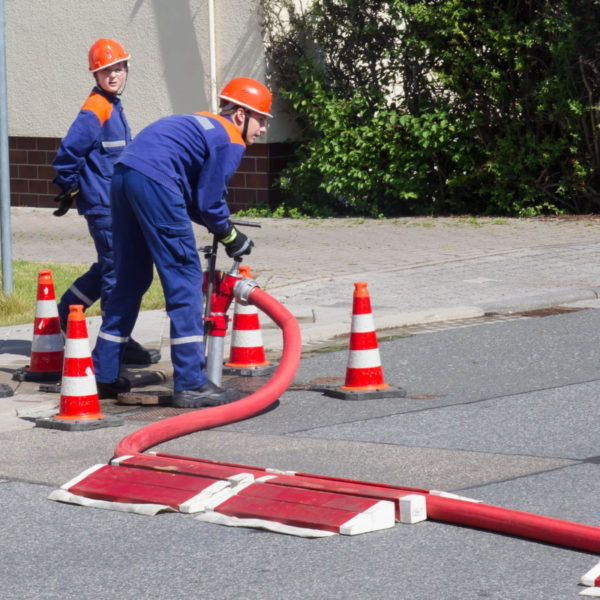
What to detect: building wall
<box><xmin>5</xmin><ymin>0</ymin><xmax>295</xmax><ymax>209</ymax></box>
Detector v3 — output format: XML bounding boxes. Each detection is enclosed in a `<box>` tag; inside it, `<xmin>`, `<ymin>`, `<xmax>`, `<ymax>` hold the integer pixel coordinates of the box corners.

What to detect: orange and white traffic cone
<box><xmin>324</xmin><ymin>282</ymin><xmax>404</xmax><ymax>400</ymax></box>
<box><xmin>223</xmin><ymin>265</ymin><xmax>275</xmax><ymax>377</ymax></box>
<box><xmin>13</xmin><ymin>269</ymin><xmax>64</xmax><ymax>382</ymax></box>
<box><xmin>36</xmin><ymin>305</ymin><xmax>123</xmax><ymax>430</ymax></box>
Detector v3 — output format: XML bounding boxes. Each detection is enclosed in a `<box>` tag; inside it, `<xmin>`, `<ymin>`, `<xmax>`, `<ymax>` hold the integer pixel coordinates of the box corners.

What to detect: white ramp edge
<box><xmin>340</xmin><ymin>500</ymin><xmax>395</xmax><ymax>535</ymax></box>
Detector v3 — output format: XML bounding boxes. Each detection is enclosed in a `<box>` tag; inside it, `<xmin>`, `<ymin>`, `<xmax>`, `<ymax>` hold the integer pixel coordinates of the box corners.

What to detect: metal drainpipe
<box><xmin>0</xmin><ymin>0</ymin><xmax>13</xmax><ymax>294</ymax></box>
<box><xmin>208</xmin><ymin>0</ymin><xmax>218</xmax><ymax>113</ymax></box>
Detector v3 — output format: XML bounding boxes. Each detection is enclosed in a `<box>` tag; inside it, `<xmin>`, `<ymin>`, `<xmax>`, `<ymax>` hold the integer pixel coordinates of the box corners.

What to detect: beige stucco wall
<box><xmin>5</xmin><ymin>0</ymin><xmax>291</xmax><ymax>142</ymax></box>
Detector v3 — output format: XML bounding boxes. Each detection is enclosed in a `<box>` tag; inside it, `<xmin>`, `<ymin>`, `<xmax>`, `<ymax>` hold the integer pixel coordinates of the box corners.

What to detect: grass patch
<box><xmin>0</xmin><ymin>260</ymin><xmax>165</xmax><ymax>327</ymax></box>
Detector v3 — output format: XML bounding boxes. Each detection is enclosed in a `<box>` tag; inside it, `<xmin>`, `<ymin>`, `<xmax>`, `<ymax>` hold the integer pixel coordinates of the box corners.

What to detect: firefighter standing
<box><xmin>52</xmin><ymin>38</ymin><xmax>160</xmax><ymax>365</ymax></box>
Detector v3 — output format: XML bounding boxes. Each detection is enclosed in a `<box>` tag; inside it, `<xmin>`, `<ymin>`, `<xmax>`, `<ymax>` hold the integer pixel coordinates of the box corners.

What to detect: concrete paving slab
<box><xmin>288</xmin><ymin>380</ymin><xmax>600</xmax><ymax>460</ymax></box>
<box><xmin>464</xmin><ymin>462</ymin><xmax>600</xmax><ymax>526</ymax></box>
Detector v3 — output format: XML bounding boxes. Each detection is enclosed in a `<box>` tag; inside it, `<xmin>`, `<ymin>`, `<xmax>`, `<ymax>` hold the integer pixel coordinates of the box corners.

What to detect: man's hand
<box><xmin>53</xmin><ymin>186</ymin><xmax>79</xmax><ymax>217</ymax></box>
<box><xmin>218</xmin><ymin>222</ymin><xmax>254</xmax><ymax>257</ymax></box>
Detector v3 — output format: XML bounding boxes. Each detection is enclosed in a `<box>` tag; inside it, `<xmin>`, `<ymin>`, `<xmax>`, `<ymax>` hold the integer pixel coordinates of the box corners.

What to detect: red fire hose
<box><xmin>426</xmin><ymin>494</ymin><xmax>600</xmax><ymax>554</ymax></box>
<box><xmin>112</xmin><ymin>285</ymin><xmax>600</xmax><ymax>554</ymax></box>
<box><xmin>114</xmin><ymin>286</ymin><xmax>300</xmax><ymax>457</ymax></box>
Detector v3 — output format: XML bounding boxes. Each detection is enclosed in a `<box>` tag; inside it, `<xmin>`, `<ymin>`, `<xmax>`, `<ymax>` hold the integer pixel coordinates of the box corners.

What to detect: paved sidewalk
<box><xmin>2</xmin><ymin>207</ymin><xmax>600</xmax><ymax>430</ymax></box>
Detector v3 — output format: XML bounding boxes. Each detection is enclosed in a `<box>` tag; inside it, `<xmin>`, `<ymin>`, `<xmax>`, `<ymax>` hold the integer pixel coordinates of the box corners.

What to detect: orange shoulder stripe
<box><xmin>196</xmin><ymin>111</ymin><xmax>245</xmax><ymax>147</ymax></box>
<box><xmin>81</xmin><ymin>92</ymin><xmax>113</xmax><ymax>126</ymax></box>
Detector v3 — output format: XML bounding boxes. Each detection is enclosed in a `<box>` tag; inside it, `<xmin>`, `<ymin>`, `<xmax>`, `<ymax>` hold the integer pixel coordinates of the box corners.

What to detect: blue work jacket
<box><xmin>116</xmin><ymin>112</ymin><xmax>246</xmax><ymax>236</ymax></box>
<box><xmin>52</xmin><ymin>87</ymin><xmax>131</xmax><ymax>215</ymax></box>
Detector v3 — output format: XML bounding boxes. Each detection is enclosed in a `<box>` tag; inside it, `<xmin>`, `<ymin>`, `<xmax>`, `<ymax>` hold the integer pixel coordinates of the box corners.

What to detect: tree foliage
<box><xmin>261</xmin><ymin>0</ymin><xmax>600</xmax><ymax>216</ymax></box>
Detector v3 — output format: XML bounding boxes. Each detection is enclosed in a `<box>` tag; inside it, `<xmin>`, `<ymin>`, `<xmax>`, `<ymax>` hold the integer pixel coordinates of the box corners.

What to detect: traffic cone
<box><xmin>36</xmin><ymin>305</ymin><xmax>123</xmax><ymax>430</ymax></box>
<box><xmin>13</xmin><ymin>269</ymin><xmax>64</xmax><ymax>382</ymax></box>
<box><xmin>223</xmin><ymin>265</ymin><xmax>275</xmax><ymax>377</ymax></box>
<box><xmin>324</xmin><ymin>282</ymin><xmax>405</xmax><ymax>400</ymax></box>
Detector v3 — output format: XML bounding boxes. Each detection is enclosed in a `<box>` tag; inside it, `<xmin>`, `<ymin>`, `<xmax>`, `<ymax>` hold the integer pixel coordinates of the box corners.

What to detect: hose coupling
<box><xmin>233</xmin><ymin>278</ymin><xmax>260</xmax><ymax>305</ymax></box>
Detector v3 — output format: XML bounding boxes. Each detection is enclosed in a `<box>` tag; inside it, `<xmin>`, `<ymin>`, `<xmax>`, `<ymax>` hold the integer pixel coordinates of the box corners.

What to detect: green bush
<box><xmin>261</xmin><ymin>0</ymin><xmax>600</xmax><ymax>216</ymax></box>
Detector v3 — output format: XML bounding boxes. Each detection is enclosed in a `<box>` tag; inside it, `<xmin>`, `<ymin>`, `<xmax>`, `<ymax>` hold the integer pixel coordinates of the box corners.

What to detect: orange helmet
<box><xmin>88</xmin><ymin>38</ymin><xmax>130</xmax><ymax>72</ymax></box>
<box><xmin>219</xmin><ymin>77</ymin><xmax>273</xmax><ymax>117</ymax></box>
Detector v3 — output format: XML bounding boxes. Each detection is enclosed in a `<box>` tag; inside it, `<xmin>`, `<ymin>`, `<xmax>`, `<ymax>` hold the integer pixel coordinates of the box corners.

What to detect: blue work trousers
<box><xmin>92</xmin><ymin>165</ymin><xmax>207</xmax><ymax>390</ymax></box>
<box><xmin>58</xmin><ymin>213</ymin><xmax>114</xmax><ymax>326</ymax></box>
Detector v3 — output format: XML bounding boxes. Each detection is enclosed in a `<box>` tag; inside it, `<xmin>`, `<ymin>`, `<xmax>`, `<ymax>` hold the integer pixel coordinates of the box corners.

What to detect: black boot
<box><xmin>122</xmin><ymin>339</ymin><xmax>161</xmax><ymax>365</ymax></box>
<box><xmin>172</xmin><ymin>381</ymin><xmax>241</xmax><ymax>408</ymax></box>
<box><xmin>96</xmin><ymin>376</ymin><xmax>131</xmax><ymax>399</ymax></box>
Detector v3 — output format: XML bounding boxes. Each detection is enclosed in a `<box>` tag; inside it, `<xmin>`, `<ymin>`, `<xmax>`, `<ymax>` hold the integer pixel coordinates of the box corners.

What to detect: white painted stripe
<box><xmin>202</xmin><ymin>476</ymin><xmax>256</xmax><ymax>511</ymax></box>
<box><xmin>351</xmin><ymin>313</ymin><xmax>375</xmax><ymax>333</ymax></box>
<box><xmin>195</xmin><ymin>511</ymin><xmax>336</xmax><ymax>537</ymax></box>
<box><xmin>170</xmin><ymin>335</ymin><xmax>203</xmax><ymax>345</ymax></box>
<box><xmin>60</xmin><ymin>372</ymin><xmax>97</xmax><ymax>396</ymax></box>
<box><xmin>98</xmin><ymin>330</ymin><xmax>129</xmax><ymax>344</ymax></box>
<box><xmin>64</xmin><ymin>337</ymin><xmax>92</xmax><ymax>358</ymax></box>
<box><xmin>69</xmin><ymin>284</ymin><xmax>93</xmax><ymax>307</ymax></box>
<box><xmin>429</xmin><ymin>490</ymin><xmax>481</xmax><ymax>503</ymax></box>
<box><xmin>339</xmin><ymin>500</ymin><xmax>395</xmax><ymax>535</ymax></box>
<box><xmin>234</xmin><ymin>303</ymin><xmax>258</xmax><ymax>315</ymax></box>
<box><xmin>48</xmin><ymin>489</ymin><xmax>173</xmax><ymax>515</ymax></box>
<box><xmin>59</xmin><ymin>464</ymin><xmax>105</xmax><ymax>490</ymax></box>
<box><xmin>579</xmin><ymin>588</ymin><xmax>600</xmax><ymax>597</ymax></box>
<box><xmin>202</xmin><ymin>486</ymin><xmax>238</xmax><ymax>510</ymax></box>
<box><xmin>264</xmin><ymin>468</ymin><xmax>297</xmax><ymax>475</ymax></box>
<box><xmin>110</xmin><ymin>455</ymin><xmax>134</xmax><ymax>466</ymax></box>
<box><xmin>230</xmin><ymin>329</ymin><xmax>263</xmax><ymax>347</ymax></box>
<box><xmin>31</xmin><ymin>333</ymin><xmax>64</xmax><ymax>352</ymax></box>
<box><xmin>179</xmin><ymin>480</ymin><xmax>231</xmax><ymax>513</ymax></box>
<box><xmin>365</xmin><ymin>500</ymin><xmax>396</xmax><ymax>530</ymax></box>
<box><xmin>35</xmin><ymin>299</ymin><xmax>59</xmax><ymax>319</ymax></box>
<box><xmin>338</xmin><ymin>512</ymin><xmax>372</xmax><ymax>535</ymax></box>
<box><xmin>346</xmin><ymin>348</ymin><xmax>382</xmax><ymax>369</ymax></box>
<box><xmin>227</xmin><ymin>473</ymin><xmax>255</xmax><ymax>486</ymax></box>
<box><xmin>581</xmin><ymin>562</ymin><xmax>600</xmax><ymax>587</ymax></box>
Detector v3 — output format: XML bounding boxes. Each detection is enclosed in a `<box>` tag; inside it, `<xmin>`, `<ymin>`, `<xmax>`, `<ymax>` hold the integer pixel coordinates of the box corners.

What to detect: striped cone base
<box><xmin>36</xmin><ymin>305</ymin><xmax>123</xmax><ymax>431</ymax></box>
<box><xmin>223</xmin><ymin>265</ymin><xmax>276</xmax><ymax>377</ymax></box>
<box><xmin>325</xmin><ymin>282</ymin><xmax>405</xmax><ymax>400</ymax></box>
<box><xmin>13</xmin><ymin>269</ymin><xmax>64</xmax><ymax>382</ymax></box>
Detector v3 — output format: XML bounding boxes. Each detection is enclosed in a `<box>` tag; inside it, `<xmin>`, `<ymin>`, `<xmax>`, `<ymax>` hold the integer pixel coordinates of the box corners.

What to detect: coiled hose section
<box><xmin>114</xmin><ymin>287</ymin><xmax>300</xmax><ymax>458</ymax></box>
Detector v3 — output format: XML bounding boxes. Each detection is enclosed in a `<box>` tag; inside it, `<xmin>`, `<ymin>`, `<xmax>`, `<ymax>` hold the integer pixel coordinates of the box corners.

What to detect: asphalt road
<box><xmin>2</xmin><ymin>307</ymin><xmax>599</xmax><ymax>599</ymax></box>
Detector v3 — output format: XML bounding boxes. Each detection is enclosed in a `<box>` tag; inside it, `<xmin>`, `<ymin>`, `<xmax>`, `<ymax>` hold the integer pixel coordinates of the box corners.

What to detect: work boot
<box><xmin>96</xmin><ymin>376</ymin><xmax>131</xmax><ymax>399</ymax></box>
<box><xmin>172</xmin><ymin>381</ymin><xmax>242</xmax><ymax>408</ymax></box>
<box><xmin>122</xmin><ymin>339</ymin><xmax>161</xmax><ymax>365</ymax></box>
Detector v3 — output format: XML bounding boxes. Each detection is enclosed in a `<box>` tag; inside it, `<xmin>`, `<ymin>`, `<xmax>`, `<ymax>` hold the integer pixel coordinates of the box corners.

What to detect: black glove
<box><xmin>53</xmin><ymin>186</ymin><xmax>79</xmax><ymax>217</ymax></box>
<box><xmin>218</xmin><ymin>222</ymin><xmax>254</xmax><ymax>258</ymax></box>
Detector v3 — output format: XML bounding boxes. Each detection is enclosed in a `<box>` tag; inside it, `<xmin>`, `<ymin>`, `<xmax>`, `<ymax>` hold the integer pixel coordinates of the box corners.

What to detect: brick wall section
<box><xmin>9</xmin><ymin>136</ymin><xmax>294</xmax><ymax>211</ymax></box>
<box><xmin>225</xmin><ymin>141</ymin><xmax>295</xmax><ymax>211</ymax></box>
<box><xmin>9</xmin><ymin>137</ymin><xmax>61</xmax><ymax>208</ymax></box>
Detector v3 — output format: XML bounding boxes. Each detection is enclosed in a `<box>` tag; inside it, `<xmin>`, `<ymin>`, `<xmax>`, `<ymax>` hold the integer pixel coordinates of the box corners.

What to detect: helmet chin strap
<box><xmin>242</xmin><ymin>109</ymin><xmax>251</xmax><ymax>144</ymax></box>
<box><xmin>116</xmin><ymin>72</ymin><xmax>128</xmax><ymax>97</ymax></box>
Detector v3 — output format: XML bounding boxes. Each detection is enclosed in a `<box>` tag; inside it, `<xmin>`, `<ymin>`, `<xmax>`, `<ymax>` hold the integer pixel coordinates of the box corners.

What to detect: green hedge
<box><xmin>261</xmin><ymin>0</ymin><xmax>600</xmax><ymax>216</ymax></box>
